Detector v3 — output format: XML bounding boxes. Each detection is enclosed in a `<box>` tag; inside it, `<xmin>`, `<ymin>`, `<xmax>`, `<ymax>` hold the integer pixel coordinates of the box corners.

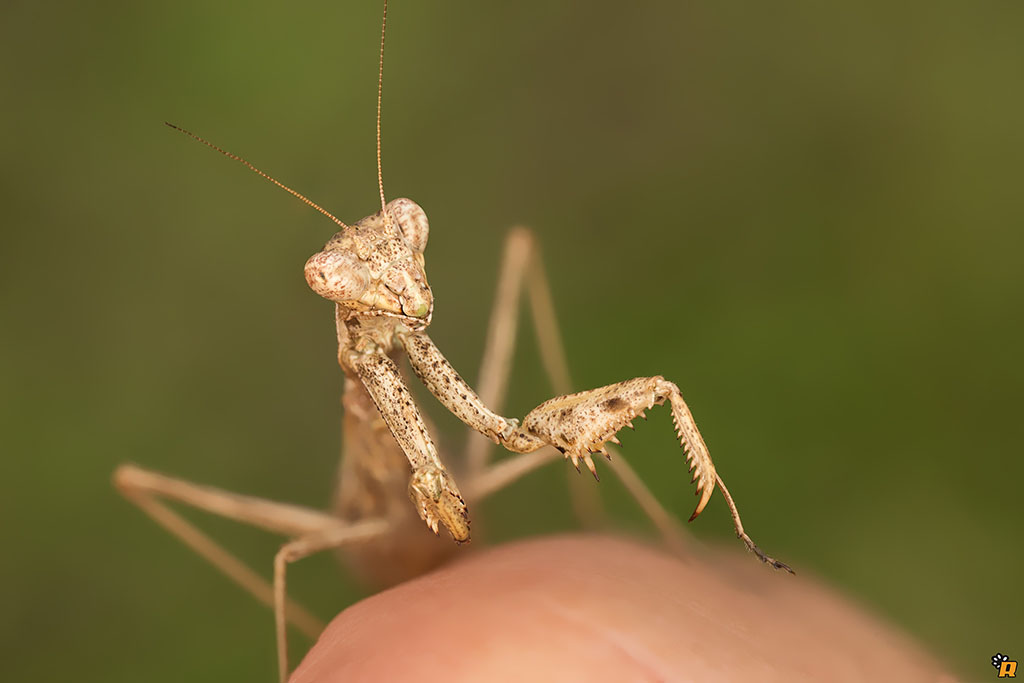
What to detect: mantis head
<box><xmin>304</xmin><ymin>198</ymin><xmax>433</xmax><ymax>328</ymax></box>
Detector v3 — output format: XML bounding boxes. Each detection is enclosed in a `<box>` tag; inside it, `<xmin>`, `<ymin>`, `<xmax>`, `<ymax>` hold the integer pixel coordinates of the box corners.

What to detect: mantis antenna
<box><xmin>165</xmin><ymin>122</ymin><xmax>350</xmax><ymax>231</ymax></box>
<box><xmin>168</xmin><ymin>2</ymin><xmax>390</xmax><ymax>231</ymax></box>
<box><xmin>376</xmin><ymin>0</ymin><xmax>389</xmax><ymax>218</ymax></box>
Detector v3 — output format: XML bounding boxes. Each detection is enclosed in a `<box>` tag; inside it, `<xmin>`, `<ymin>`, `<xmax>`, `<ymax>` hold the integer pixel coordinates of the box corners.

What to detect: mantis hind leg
<box><xmin>113</xmin><ymin>463</ymin><xmax>394</xmax><ymax>681</ymax></box>
<box><xmin>272</xmin><ymin>520</ymin><xmax>390</xmax><ymax>682</ymax></box>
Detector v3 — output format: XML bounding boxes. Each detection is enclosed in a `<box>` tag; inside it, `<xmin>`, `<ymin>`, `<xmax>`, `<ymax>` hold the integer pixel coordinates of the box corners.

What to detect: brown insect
<box><xmin>114</xmin><ymin>2</ymin><xmax>791</xmax><ymax>680</ymax></box>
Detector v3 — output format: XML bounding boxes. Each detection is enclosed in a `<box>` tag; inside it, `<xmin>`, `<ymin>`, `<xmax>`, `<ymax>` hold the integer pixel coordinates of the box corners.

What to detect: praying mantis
<box><xmin>114</xmin><ymin>2</ymin><xmax>791</xmax><ymax>681</ymax></box>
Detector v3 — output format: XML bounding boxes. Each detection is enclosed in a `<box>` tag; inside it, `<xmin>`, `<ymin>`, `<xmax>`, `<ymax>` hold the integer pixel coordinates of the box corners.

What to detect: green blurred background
<box><xmin>2</xmin><ymin>0</ymin><xmax>1021</xmax><ymax>680</ymax></box>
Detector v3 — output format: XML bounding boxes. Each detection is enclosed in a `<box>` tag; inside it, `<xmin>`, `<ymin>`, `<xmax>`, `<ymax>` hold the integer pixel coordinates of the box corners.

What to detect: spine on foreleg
<box><xmin>332</xmin><ymin>376</ymin><xmax>455</xmax><ymax>586</ymax></box>
<box><xmin>499</xmin><ymin>376</ymin><xmax>719</xmax><ymax>516</ymax></box>
<box><xmin>655</xmin><ymin>379</ymin><xmax>717</xmax><ymax>520</ymax></box>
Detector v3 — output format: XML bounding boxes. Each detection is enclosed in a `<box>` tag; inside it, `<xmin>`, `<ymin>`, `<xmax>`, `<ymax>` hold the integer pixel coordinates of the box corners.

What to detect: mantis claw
<box><xmin>408</xmin><ymin>466</ymin><xmax>470</xmax><ymax>542</ymax></box>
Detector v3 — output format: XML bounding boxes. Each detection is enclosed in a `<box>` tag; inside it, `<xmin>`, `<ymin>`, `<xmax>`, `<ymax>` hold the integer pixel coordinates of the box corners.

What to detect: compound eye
<box><xmin>387</xmin><ymin>198</ymin><xmax>429</xmax><ymax>253</ymax></box>
<box><xmin>304</xmin><ymin>250</ymin><xmax>369</xmax><ymax>303</ymax></box>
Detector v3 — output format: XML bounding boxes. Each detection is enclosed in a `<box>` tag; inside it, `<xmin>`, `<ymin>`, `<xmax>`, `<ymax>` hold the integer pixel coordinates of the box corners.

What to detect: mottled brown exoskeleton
<box><xmin>114</xmin><ymin>2</ymin><xmax>791</xmax><ymax>681</ymax></box>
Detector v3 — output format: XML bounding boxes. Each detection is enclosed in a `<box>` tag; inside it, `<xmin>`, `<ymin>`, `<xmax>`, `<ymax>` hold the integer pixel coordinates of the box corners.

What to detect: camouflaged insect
<box><xmin>115</xmin><ymin>3</ymin><xmax>791</xmax><ymax>682</ymax></box>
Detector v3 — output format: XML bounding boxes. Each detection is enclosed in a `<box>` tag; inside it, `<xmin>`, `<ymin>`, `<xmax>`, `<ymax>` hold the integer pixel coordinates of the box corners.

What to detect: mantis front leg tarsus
<box><xmin>499</xmin><ymin>376</ymin><xmax>791</xmax><ymax>571</ymax></box>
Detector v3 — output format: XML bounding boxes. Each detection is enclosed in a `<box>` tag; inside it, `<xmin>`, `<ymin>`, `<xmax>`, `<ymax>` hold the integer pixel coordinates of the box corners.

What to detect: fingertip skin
<box><xmin>291</xmin><ymin>535</ymin><xmax>954</xmax><ymax>683</ymax></box>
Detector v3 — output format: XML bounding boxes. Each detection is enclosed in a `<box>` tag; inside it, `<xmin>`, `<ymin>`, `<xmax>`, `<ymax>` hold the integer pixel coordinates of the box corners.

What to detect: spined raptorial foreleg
<box><xmin>501</xmin><ymin>376</ymin><xmax>792</xmax><ymax>572</ymax></box>
<box><xmin>402</xmin><ymin>234</ymin><xmax>690</xmax><ymax>548</ymax></box>
<box><xmin>399</xmin><ymin>331</ymin><xmax>518</xmax><ymax>444</ymax></box>
<box><xmin>348</xmin><ymin>349</ymin><xmax>471</xmax><ymax>542</ymax></box>
<box><xmin>398</xmin><ymin>328</ymin><xmax>788</xmax><ymax>570</ymax></box>
<box><xmin>501</xmin><ymin>377</ymin><xmax>715</xmax><ymax>516</ymax></box>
